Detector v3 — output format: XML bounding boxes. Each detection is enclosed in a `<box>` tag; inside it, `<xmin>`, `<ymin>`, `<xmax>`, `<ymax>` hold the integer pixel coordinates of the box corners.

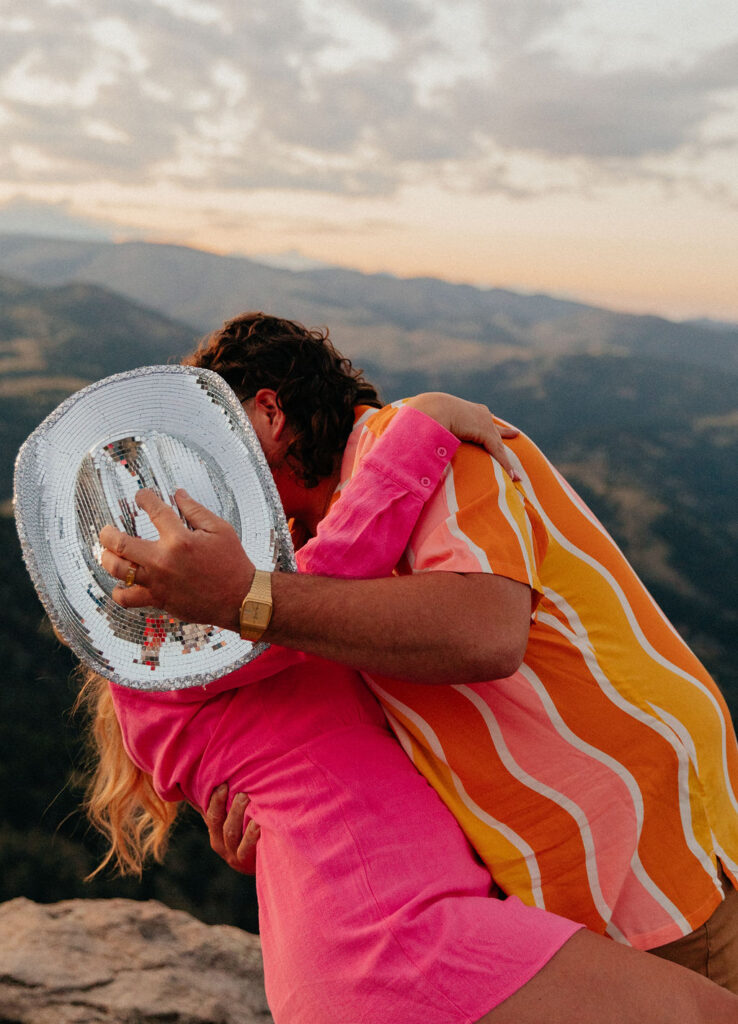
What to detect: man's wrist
<box><xmin>239</xmin><ymin>569</ymin><xmax>273</xmax><ymax>641</ymax></box>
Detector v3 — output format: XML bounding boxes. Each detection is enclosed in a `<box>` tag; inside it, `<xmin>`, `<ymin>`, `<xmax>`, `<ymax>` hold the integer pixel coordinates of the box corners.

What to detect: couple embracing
<box><xmin>85</xmin><ymin>312</ymin><xmax>738</xmax><ymax>1022</ymax></box>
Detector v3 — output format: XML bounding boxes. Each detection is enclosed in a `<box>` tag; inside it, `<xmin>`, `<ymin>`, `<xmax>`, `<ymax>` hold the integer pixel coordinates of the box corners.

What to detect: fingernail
<box><xmin>216</xmin><ymin>784</ymin><xmax>228</xmax><ymax>795</ymax></box>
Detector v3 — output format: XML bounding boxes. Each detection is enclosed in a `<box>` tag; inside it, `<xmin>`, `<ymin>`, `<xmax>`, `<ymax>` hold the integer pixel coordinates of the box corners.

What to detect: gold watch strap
<box><xmin>239</xmin><ymin>569</ymin><xmax>273</xmax><ymax>642</ymax></box>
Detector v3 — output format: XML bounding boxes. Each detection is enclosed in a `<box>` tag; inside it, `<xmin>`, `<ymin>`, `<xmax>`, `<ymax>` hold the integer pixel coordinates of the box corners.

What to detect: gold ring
<box><xmin>124</xmin><ymin>564</ymin><xmax>138</xmax><ymax>588</ymax></box>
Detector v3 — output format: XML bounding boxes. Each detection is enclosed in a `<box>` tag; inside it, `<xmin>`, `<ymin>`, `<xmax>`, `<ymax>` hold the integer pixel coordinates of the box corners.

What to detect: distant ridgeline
<box><xmin>0</xmin><ymin>236</ymin><xmax>736</xmax><ymax>928</ymax></box>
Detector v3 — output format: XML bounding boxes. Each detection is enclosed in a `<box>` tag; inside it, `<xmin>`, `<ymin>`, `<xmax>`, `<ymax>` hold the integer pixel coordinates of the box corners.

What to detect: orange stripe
<box><xmin>381</xmin><ymin>702</ymin><xmax>538</xmax><ymax>903</ymax></box>
<box><xmin>450</xmin><ymin>446</ymin><xmax>540</xmax><ymax>583</ymax></box>
<box><xmin>525</xmin><ymin>621</ymin><xmax>714</xmax><ymax>910</ymax></box>
<box><xmin>372</xmin><ymin>675</ymin><xmax>606</xmax><ymax>929</ymax></box>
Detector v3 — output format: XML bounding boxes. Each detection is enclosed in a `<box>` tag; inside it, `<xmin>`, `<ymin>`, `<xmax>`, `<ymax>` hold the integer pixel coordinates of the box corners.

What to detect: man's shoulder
<box><xmin>352</xmin><ymin>402</ymin><xmax>402</xmax><ymax>438</ymax></box>
<box><xmin>342</xmin><ymin>403</ymin><xmax>403</xmax><ymax>478</ymax></box>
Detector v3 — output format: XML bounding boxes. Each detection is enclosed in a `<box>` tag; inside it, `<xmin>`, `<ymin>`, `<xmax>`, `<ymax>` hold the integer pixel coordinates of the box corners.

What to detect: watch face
<box><xmin>14</xmin><ymin>366</ymin><xmax>296</xmax><ymax>691</ymax></box>
<box><xmin>242</xmin><ymin>600</ymin><xmax>271</xmax><ymax>629</ymax></box>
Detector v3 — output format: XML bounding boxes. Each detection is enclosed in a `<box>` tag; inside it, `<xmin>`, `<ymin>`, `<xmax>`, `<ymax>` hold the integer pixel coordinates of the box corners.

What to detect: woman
<box><xmin>87</xmin><ymin>399</ymin><xmax>737</xmax><ymax>1024</ymax></box>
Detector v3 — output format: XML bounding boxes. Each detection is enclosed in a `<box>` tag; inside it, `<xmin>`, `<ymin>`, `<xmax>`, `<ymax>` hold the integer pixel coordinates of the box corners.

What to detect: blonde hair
<box><xmin>75</xmin><ymin>668</ymin><xmax>180</xmax><ymax>877</ymax></box>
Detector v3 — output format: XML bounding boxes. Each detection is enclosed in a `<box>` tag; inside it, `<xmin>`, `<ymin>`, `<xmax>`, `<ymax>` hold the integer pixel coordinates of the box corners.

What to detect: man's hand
<box><xmin>99</xmin><ymin>488</ymin><xmax>253</xmax><ymax>631</ymax></box>
<box><xmin>205</xmin><ymin>784</ymin><xmax>261</xmax><ymax>875</ymax></box>
<box><xmin>404</xmin><ymin>393</ymin><xmax>520</xmax><ymax>480</ymax></box>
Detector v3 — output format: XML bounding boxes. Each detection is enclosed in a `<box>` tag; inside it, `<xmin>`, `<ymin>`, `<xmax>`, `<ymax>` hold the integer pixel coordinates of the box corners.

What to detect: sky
<box><xmin>1</xmin><ymin>0</ymin><xmax>737</xmax><ymax>321</ymax></box>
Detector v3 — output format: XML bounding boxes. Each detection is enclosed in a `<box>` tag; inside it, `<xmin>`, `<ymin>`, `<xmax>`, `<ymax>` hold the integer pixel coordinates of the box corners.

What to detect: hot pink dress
<box><xmin>110</xmin><ymin>408</ymin><xmax>579</xmax><ymax>1024</ymax></box>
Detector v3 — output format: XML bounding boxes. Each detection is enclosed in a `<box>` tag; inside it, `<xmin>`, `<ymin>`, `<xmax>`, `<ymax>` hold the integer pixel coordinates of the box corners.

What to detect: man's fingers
<box><xmin>205</xmin><ymin>784</ymin><xmax>229</xmax><ymax>856</ymax></box>
<box><xmin>235</xmin><ymin>820</ymin><xmax>261</xmax><ymax>875</ymax></box>
<box><xmin>174</xmin><ymin>489</ymin><xmax>224</xmax><ymax>532</ymax></box>
<box><xmin>135</xmin><ymin>488</ymin><xmax>186</xmax><ymax>533</ymax></box>
<box><xmin>99</xmin><ymin>525</ymin><xmax>158</xmax><ymax>566</ymax></box>
<box><xmin>204</xmin><ymin>786</ymin><xmax>257</xmax><ymax>874</ymax></box>
<box><xmin>222</xmin><ymin>792</ymin><xmax>250</xmax><ymax>856</ymax></box>
<box><xmin>111</xmin><ymin>583</ymin><xmax>158</xmax><ymax>608</ymax></box>
<box><xmin>238</xmin><ymin>819</ymin><xmax>261</xmax><ymax>854</ymax></box>
<box><xmin>206</xmin><ymin>783</ymin><xmax>229</xmax><ymax>825</ymax></box>
<box><xmin>103</xmin><ymin>550</ymin><xmax>157</xmax><ymax>604</ymax></box>
<box><xmin>100</xmin><ymin>550</ymin><xmax>149</xmax><ymax>587</ymax></box>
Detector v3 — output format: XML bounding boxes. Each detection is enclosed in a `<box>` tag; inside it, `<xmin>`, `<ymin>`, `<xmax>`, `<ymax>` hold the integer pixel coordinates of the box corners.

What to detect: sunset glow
<box><xmin>1</xmin><ymin>0</ymin><xmax>736</xmax><ymax>320</ymax></box>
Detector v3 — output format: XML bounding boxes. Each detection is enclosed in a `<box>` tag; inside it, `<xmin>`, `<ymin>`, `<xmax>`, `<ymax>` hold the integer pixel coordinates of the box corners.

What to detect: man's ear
<box><xmin>251</xmin><ymin>389</ymin><xmax>288</xmax><ymax>441</ymax></box>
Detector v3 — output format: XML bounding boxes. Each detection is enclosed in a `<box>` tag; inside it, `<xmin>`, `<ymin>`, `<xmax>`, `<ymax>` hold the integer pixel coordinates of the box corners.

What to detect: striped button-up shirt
<box><xmin>305</xmin><ymin>402</ymin><xmax>738</xmax><ymax>950</ymax></box>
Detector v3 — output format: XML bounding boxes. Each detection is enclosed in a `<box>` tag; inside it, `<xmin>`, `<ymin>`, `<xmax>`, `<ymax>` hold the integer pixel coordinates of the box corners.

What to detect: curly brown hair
<box><xmin>184</xmin><ymin>312</ymin><xmax>382</xmax><ymax>487</ymax></box>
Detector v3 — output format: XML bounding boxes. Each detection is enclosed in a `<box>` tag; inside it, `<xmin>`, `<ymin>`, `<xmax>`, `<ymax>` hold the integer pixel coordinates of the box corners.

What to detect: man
<box><xmin>100</xmin><ymin>312</ymin><xmax>738</xmax><ymax>1018</ymax></box>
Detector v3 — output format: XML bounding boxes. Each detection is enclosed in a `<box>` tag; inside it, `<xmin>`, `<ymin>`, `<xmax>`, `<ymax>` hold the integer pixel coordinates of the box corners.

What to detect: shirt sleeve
<box><xmin>297</xmin><ymin>406</ymin><xmax>459</xmax><ymax>580</ymax></box>
<box><xmin>397</xmin><ymin>439</ymin><xmax>549</xmax><ymax>606</ymax></box>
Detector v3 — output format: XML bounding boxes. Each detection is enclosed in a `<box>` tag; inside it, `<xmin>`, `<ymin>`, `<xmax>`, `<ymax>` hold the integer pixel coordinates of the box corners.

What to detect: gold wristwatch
<box><xmin>239</xmin><ymin>569</ymin><xmax>273</xmax><ymax>642</ymax></box>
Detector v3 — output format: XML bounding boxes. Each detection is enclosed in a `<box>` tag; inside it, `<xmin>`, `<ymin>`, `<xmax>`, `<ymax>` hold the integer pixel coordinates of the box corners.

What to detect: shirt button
<box><xmin>436</xmin><ymin>446</ymin><xmax>448</xmax><ymax>458</ymax></box>
<box><xmin>420</xmin><ymin>476</ymin><xmax>432</xmax><ymax>487</ymax></box>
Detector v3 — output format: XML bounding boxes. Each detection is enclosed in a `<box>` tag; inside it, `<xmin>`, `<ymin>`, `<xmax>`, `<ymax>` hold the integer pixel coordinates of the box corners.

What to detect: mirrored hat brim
<box><xmin>13</xmin><ymin>365</ymin><xmax>295</xmax><ymax>691</ymax></box>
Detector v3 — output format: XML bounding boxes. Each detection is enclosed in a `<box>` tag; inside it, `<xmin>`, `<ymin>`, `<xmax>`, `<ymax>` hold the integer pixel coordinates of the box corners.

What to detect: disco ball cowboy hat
<box><xmin>13</xmin><ymin>365</ymin><xmax>296</xmax><ymax>690</ymax></box>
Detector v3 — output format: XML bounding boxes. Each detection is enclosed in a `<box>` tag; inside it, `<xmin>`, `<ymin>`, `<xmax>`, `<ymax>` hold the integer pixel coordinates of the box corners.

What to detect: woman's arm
<box><xmin>403</xmin><ymin>393</ymin><xmax>519</xmax><ymax>478</ymax></box>
<box><xmin>296</xmin><ymin>404</ymin><xmax>457</xmax><ymax>578</ymax></box>
<box><xmin>298</xmin><ymin>395</ymin><xmax>518</xmax><ymax>579</ymax></box>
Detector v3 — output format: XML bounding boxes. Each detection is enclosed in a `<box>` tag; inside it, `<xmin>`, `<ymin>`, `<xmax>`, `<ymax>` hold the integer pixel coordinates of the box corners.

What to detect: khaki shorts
<box><xmin>649</xmin><ymin>866</ymin><xmax>738</xmax><ymax>994</ymax></box>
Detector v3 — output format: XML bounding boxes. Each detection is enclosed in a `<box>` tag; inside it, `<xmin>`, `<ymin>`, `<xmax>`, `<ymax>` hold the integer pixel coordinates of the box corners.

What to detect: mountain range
<box><xmin>1</xmin><ymin>233</ymin><xmax>737</xmax><ymax>380</ymax></box>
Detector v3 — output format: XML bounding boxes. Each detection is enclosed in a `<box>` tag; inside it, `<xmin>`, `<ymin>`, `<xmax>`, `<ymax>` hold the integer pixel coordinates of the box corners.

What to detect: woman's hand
<box><xmin>404</xmin><ymin>392</ymin><xmax>520</xmax><ymax>480</ymax></box>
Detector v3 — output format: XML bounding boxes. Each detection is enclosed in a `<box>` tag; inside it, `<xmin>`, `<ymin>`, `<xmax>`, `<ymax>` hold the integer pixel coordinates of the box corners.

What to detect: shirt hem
<box><xmin>627</xmin><ymin>887</ymin><xmax>725</xmax><ymax>951</ymax></box>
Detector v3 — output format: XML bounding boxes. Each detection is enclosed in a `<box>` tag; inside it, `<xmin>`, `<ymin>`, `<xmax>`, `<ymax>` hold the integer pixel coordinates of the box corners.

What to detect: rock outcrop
<box><xmin>0</xmin><ymin>897</ymin><xmax>273</xmax><ymax>1023</ymax></box>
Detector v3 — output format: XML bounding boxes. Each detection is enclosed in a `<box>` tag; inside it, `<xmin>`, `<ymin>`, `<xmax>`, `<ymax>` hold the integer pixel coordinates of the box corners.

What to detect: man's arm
<box><xmin>269</xmin><ymin>569</ymin><xmax>531</xmax><ymax>683</ymax></box>
<box><xmin>101</xmin><ymin>402</ymin><xmax>534</xmax><ymax>684</ymax></box>
<box><xmin>101</xmin><ymin>493</ymin><xmax>531</xmax><ymax>684</ymax></box>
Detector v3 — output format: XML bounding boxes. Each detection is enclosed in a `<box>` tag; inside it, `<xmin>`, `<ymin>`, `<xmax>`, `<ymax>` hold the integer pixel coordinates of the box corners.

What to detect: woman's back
<box><xmin>110</xmin><ymin>645</ymin><xmax>577</xmax><ymax>1023</ymax></box>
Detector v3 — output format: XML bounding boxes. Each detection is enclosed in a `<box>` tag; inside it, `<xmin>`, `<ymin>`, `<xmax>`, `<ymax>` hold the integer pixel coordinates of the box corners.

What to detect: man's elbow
<box><xmin>431</xmin><ymin>574</ymin><xmax>532</xmax><ymax>684</ymax></box>
<box><xmin>420</xmin><ymin>635</ymin><xmax>526</xmax><ymax>685</ymax></box>
<box><xmin>464</xmin><ymin>635</ymin><xmax>527</xmax><ymax>682</ymax></box>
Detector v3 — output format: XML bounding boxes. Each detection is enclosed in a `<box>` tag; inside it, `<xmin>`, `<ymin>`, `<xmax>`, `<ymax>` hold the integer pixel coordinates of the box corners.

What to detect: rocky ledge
<box><xmin>0</xmin><ymin>897</ymin><xmax>273</xmax><ymax>1023</ymax></box>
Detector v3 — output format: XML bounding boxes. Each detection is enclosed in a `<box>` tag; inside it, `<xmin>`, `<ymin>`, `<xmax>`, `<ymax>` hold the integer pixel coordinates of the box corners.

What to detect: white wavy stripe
<box><xmin>550</xmin><ymin>464</ymin><xmax>693</xmax><ymax>649</ymax></box>
<box><xmin>648</xmin><ymin>702</ymin><xmax>700</xmax><ymax>769</ymax></box>
<box><xmin>454</xmin><ymin>682</ymin><xmax>621</xmax><ymax>935</ymax></box>
<box><xmin>517</xmin><ymin>463</ymin><xmax>738</xmax><ymax>818</ymax></box>
<box><xmin>443</xmin><ymin>463</ymin><xmax>493</xmax><ymax>572</ymax></box>
<box><xmin>519</xmin><ymin>657</ymin><xmax>694</xmax><ymax>934</ymax></box>
<box><xmin>515</xmin><ymin>471</ymin><xmax>541</xmax><ymax>570</ymax></box>
<box><xmin>712</xmin><ymin>839</ymin><xmax>738</xmax><ymax>880</ymax></box>
<box><xmin>383</xmin><ymin>709</ymin><xmax>420</xmax><ymax>764</ymax></box>
<box><xmin>537</xmin><ymin>601</ymin><xmax>720</xmax><ymax>901</ymax></box>
<box><xmin>370</xmin><ymin>680</ymin><xmax>546</xmax><ymax>909</ymax></box>
<box><xmin>490</xmin><ymin>458</ymin><xmax>537</xmax><ymax>585</ymax></box>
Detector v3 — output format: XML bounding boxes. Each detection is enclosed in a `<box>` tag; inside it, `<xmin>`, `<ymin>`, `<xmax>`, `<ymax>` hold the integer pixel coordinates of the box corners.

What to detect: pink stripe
<box><xmin>406</xmin><ymin>483</ymin><xmax>490</xmax><ymax>574</ymax></box>
<box><xmin>468</xmin><ymin>674</ymin><xmax>675</xmax><ymax>936</ymax></box>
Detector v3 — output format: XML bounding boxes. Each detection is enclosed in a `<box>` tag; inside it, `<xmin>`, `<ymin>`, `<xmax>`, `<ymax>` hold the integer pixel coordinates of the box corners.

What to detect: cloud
<box><xmin>480</xmin><ymin>0</ymin><xmax>577</xmax><ymax>49</ymax></box>
<box><xmin>0</xmin><ymin>0</ymin><xmax>736</xmax><ymax>201</ymax></box>
<box><xmin>451</xmin><ymin>51</ymin><xmax>725</xmax><ymax>160</ymax></box>
<box><xmin>347</xmin><ymin>0</ymin><xmax>432</xmax><ymax>34</ymax></box>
